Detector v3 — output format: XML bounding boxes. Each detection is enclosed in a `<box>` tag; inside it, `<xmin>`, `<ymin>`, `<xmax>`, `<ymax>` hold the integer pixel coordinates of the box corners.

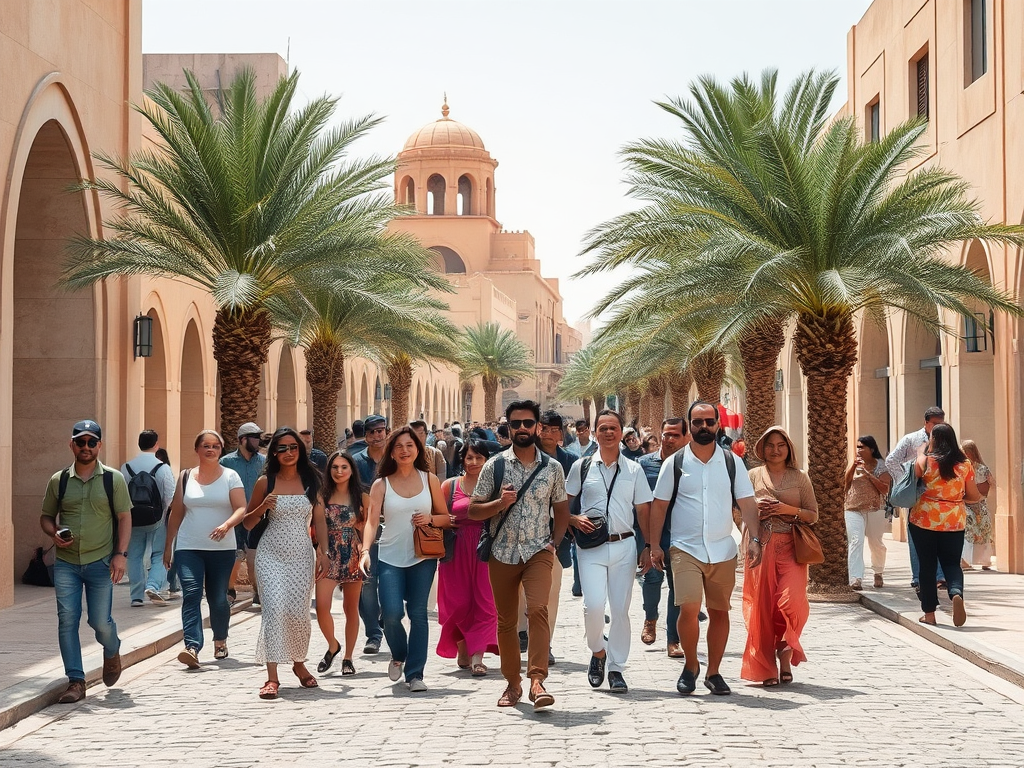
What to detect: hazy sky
<box><xmin>143</xmin><ymin>0</ymin><xmax>874</xmax><ymax>326</ymax></box>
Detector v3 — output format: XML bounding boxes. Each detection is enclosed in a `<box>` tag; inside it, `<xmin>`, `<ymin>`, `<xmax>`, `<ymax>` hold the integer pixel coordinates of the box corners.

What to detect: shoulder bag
<box><xmin>573</xmin><ymin>458</ymin><xmax>620</xmax><ymax>550</ymax></box>
<box><xmin>791</xmin><ymin>523</ymin><xmax>824</xmax><ymax>564</ymax></box>
<box><xmin>414</xmin><ymin>523</ymin><xmax>446</xmax><ymax>559</ymax></box>
<box><xmin>888</xmin><ymin>460</ymin><xmax>924</xmax><ymax>509</ymax></box>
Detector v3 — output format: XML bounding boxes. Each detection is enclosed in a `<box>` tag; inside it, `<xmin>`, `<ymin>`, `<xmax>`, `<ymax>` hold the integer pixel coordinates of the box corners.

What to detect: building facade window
<box><xmin>427</xmin><ymin>174</ymin><xmax>446</xmax><ymax>215</ymax></box>
<box><xmin>914</xmin><ymin>53</ymin><xmax>929</xmax><ymax>120</ymax></box>
<box><xmin>457</xmin><ymin>175</ymin><xmax>473</xmax><ymax>215</ymax></box>
<box><xmin>967</xmin><ymin>0</ymin><xmax>987</xmax><ymax>84</ymax></box>
<box><xmin>868</xmin><ymin>99</ymin><xmax>880</xmax><ymax>143</ymax></box>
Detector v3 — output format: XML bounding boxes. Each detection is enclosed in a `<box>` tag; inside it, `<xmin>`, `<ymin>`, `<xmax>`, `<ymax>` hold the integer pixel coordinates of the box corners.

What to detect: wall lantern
<box><xmin>133</xmin><ymin>314</ymin><xmax>153</xmax><ymax>359</ymax></box>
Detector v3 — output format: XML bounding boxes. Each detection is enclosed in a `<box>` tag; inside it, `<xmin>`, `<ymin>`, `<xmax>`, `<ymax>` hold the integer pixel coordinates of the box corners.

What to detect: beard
<box><xmin>692</xmin><ymin>429</ymin><xmax>716</xmax><ymax>445</ymax></box>
<box><xmin>512</xmin><ymin>432</ymin><xmax>535</xmax><ymax>448</ymax></box>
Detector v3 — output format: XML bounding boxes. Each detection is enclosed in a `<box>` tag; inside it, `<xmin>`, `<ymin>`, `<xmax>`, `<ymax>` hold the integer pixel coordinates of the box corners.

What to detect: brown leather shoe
<box><xmin>102</xmin><ymin>653</ymin><xmax>122</xmax><ymax>687</ymax></box>
<box><xmin>58</xmin><ymin>680</ymin><xmax>86</xmax><ymax>703</ymax></box>
<box><xmin>529</xmin><ymin>680</ymin><xmax>555</xmax><ymax>710</ymax></box>
<box><xmin>640</xmin><ymin>619</ymin><xmax>657</xmax><ymax>645</ymax></box>
<box><xmin>667</xmin><ymin>642</ymin><xmax>685</xmax><ymax>658</ymax></box>
<box><xmin>497</xmin><ymin>685</ymin><xmax>522</xmax><ymax>707</ymax></box>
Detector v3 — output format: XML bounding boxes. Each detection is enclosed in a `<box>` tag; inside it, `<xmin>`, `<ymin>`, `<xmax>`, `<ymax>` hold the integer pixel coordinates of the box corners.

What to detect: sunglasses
<box><xmin>690</xmin><ymin>418</ymin><xmax>717</xmax><ymax>428</ymax></box>
<box><xmin>74</xmin><ymin>437</ymin><xmax>99</xmax><ymax>448</ymax></box>
<box><xmin>275</xmin><ymin>444</ymin><xmax>300</xmax><ymax>454</ymax></box>
<box><xmin>509</xmin><ymin>419</ymin><xmax>537</xmax><ymax>429</ymax></box>
<box><xmin>367</xmin><ymin>427</ymin><xmax>387</xmax><ymax>434</ymax></box>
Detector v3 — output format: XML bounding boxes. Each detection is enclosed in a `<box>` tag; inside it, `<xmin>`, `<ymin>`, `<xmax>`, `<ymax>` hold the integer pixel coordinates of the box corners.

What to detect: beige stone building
<box><xmin>0</xmin><ymin>3</ymin><xmax>580</xmax><ymax>607</ymax></box>
<box><xmin>778</xmin><ymin>0</ymin><xmax>1024</xmax><ymax>573</ymax></box>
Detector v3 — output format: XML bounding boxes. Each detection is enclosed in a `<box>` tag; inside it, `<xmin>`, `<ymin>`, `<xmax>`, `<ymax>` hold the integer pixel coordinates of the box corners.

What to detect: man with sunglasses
<box><xmin>648</xmin><ymin>402</ymin><xmax>760</xmax><ymax>697</ymax></box>
<box><xmin>566</xmin><ymin>419</ymin><xmax>598</xmax><ymax>459</ymax></box>
<box><xmin>221</xmin><ymin>422</ymin><xmax>266</xmax><ymax>604</ymax></box>
<box><xmin>470</xmin><ymin>400</ymin><xmax>569</xmax><ymax>710</ymax></box>
<box><xmin>40</xmin><ymin>420</ymin><xmax>132</xmax><ymax>704</ymax></box>
<box><xmin>352</xmin><ymin>414</ymin><xmax>388</xmax><ymax>653</ymax></box>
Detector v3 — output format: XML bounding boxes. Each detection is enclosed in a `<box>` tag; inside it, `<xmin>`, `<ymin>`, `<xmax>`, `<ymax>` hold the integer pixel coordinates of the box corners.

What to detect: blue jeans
<box><xmin>908</xmin><ymin>526</ymin><xmax>945</xmax><ymax>584</ymax></box>
<box><xmin>53</xmin><ymin>557</ymin><xmax>121</xmax><ymax>682</ymax></box>
<box><xmin>633</xmin><ymin>522</ymin><xmax>679</xmax><ymax>644</ymax></box>
<box><xmin>378</xmin><ymin>558</ymin><xmax>437</xmax><ymax>682</ymax></box>
<box><xmin>174</xmin><ymin>549</ymin><xmax>234</xmax><ymax>652</ymax></box>
<box><xmin>127</xmin><ymin>521</ymin><xmax>168</xmax><ymax>602</ymax></box>
<box><xmin>359</xmin><ymin>535</ymin><xmax>383</xmax><ymax>643</ymax></box>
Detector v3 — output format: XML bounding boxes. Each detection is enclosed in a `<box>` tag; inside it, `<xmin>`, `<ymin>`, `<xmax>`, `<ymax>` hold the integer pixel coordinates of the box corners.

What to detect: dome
<box><xmin>402</xmin><ymin>99</ymin><xmax>486</xmax><ymax>152</ymax></box>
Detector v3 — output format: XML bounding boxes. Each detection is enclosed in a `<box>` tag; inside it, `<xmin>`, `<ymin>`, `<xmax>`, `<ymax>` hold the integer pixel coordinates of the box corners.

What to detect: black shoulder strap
<box><xmin>723</xmin><ymin>449</ymin><xmax>738</xmax><ymax>510</ymax></box>
<box><xmin>148</xmin><ymin>464</ymin><xmax>161</xmax><ymax>479</ymax></box>
<box><xmin>665</xmin><ymin>449</ymin><xmax>685</xmax><ymax>518</ymax></box>
<box><xmin>447</xmin><ymin>479</ymin><xmax>456</xmax><ymax>511</ymax></box>
<box><xmin>57</xmin><ymin>468</ymin><xmax>71</xmax><ymax>512</ymax></box>
<box><xmin>267</xmin><ymin>474</ymin><xmax>276</xmax><ymax>495</ymax></box>
<box><xmin>179</xmin><ymin>469</ymin><xmax>189</xmax><ymax>497</ymax></box>
<box><xmin>126</xmin><ymin>463</ymin><xmax>137</xmax><ymax>478</ymax></box>
<box><xmin>488</xmin><ymin>456</ymin><xmax>506</xmax><ymax>501</ymax></box>
<box><xmin>570</xmin><ymin>456</ymin><xmax>593</xmax><ymax>516</ymax></box>
<box><xmin>102</xmin><ymin>469</ymin><xmax>115</xmax><ymax>516</ymax></box>
<box><xmin>57</xmin><ymin>466</ymin><xmax>115</xmax><ymax>517</ymax></box>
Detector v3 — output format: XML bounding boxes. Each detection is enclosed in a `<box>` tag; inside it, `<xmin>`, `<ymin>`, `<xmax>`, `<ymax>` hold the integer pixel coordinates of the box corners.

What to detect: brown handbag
<box><xmin>414</xmin><ymin>524</ymin><xmax>446</xmax><ymax>559</ymax></box>
<box><xmin>791</xmin><ymin>523</ymin><xmax>824</xmax><ymax>565</ymax></box>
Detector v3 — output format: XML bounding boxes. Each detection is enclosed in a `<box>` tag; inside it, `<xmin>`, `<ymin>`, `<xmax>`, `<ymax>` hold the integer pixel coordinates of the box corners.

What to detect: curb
<box><xmin>0</xmin><ymin>599</ymin><xmax>256</xmax><ymax>732</ymax></box>
<box><xmin>858</xmin><ymin>593</ymin><xmax>1024</xmax><ymax>690</ymax></box>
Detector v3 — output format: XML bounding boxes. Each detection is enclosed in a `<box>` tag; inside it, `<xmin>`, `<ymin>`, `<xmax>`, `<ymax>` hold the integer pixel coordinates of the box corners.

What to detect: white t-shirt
<box><xmin>653</xmin><ymin>445</ymin><xmax>754</xmax><ymax>564</ymax></box>
<box><xmin>379</xmin><ymin>471</ymin><xmax>432</xmax><ymax>568</ymax></box>
<box><xmin>174</xmin><ymin>468</ymin><xmax>244</xmax><ymax>552</ymax></box>
<box><xmin>566</xmin><ymin>453</ymin><xmax>653</xmax><ymax>535</ymax></box>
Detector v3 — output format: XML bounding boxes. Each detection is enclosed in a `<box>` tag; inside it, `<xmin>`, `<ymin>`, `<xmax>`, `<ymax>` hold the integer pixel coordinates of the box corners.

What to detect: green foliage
<box><xmin>458</xmin><ymin>322</ymin><xmax>533</xmax><ymax>386</ymax></box>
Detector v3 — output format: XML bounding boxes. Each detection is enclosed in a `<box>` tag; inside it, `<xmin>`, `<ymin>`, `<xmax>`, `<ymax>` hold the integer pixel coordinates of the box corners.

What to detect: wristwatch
<box><xmin>115</xmin><ymin>551</ymin><xmax>128</xmax><ymax>557</ymax></box>
<box><xmin>751</xmin><ymin>537</ymin><xmax>762</xmax><ymax>546</ymax></box>
<box><xmin>643</xmin><ymin>543</ymin><xmax>652</xmax><ymax>550</ymax></box>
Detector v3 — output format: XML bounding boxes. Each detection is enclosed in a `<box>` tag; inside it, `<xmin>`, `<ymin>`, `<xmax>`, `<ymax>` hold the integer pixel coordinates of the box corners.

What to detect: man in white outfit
<box><xmin>566</xmin><ymin>409</ymin><xmax>653</xmax><ymax>694</ymax></box>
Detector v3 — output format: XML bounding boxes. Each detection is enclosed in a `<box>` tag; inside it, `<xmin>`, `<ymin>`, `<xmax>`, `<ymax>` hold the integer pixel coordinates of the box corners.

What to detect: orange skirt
<box><xmin>741</xmin><ymin>530</ymin><xmax>809</xmax><ymax>682</ymax></box>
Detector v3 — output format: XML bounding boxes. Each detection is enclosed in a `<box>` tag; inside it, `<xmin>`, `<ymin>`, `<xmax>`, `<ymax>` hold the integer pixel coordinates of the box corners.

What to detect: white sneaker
<box><xmin>408</xmin><ymin>678</ymin><xmax>427</xmax><ymax>692</ymax></box>
<box><xmin>388</xmin><ymin>659</ymin><xmax>404</xmax><ymax>682</ymax></box>
<box><xmin>130</xmin><ymin>599</ymin><xmax>144</xmax><ymax>607</ymax></box>
<box><xmin>145</xmin><ymin>588</ymin><xmax>167</xmax><ymax>605</ymax></box>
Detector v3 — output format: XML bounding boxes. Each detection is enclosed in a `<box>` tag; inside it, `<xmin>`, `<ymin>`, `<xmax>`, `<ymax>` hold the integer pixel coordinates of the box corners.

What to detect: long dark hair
<box><xmin>376</xmin><ymin>426</ymin><xmax>430</xmax><ymax>478</ymax></box>
<box><xmin>928</xmin><ymin>423</ymin><xmax>967</xmax><ymax>481</ymax></box>
<box><xmin>320</xmin><ymin>451</ymin><xmax>364</xmax><ymax>522</ymax></box>
<box><xmin>857</xmin><ymin>435</ymin><xmax>884</xmax><ymax>461</ymax></box>
<box><xmin>265</xmin><ymin>427</ymin><xmax>320</xmax><ymax>504</ymax></box>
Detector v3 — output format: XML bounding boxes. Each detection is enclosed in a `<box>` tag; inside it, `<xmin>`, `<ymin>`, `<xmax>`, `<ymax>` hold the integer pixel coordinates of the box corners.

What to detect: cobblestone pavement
<box><xmin>3</xmin><ymin>576</ymin><xmax>1024</xmax><ymax>768</ymax></box>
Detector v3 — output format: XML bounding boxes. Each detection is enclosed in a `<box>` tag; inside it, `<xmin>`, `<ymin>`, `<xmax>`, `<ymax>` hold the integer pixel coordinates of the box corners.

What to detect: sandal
<box><xmin>318</xmin><ymin>644</ymin><xmax>341</xmax><ymax>673</ymax></box>
<box><xmin>763</xmin><ymin>678</ymin><xmax>780</xmax><ymax>687</ymax></box>
<box><xmin>529</xmin><ymin>682</ymin><xmax>555</xmax><ymax>710</ymax></box>
<box><xmin>780</xmin><ymin>672</ymin><xmax>794</xmax><ymax>684</ymax></box>
<box><xmin>294</xmin><ymin>666</ymin><xmax>318</xmax><ymax>688</ymax></box>
<box><xmin>341</xmin><ymin>659</ymin><xmax>356</xmax><ymax>676</ymax></box>
<box><xmin>919</xmin><ymin>615</ymin><xmax>937</xmax><ymax>626</ymax></box>
<box><xmin>471</xmin><ymin>663</ymin><xmax>488</xmax><ymax>677</ymax></box>
<box><xmin>497</xmin><ymin>685</ymin><xmax>522</xmax><ymax>707</ymax></box>
<box><xmin>259</xmin><ymin>680</ymin><xmax>280</xmax><ymax>700</ymax></box>
<box><xmin>776</xmin><ymin>647</ymin><xmax>793</xmax><ymax>683</ymax></box>
<box><xmin>214</xmin><ymin>644</ymin><xmax>229</xmax><ymax>660</ymax></box>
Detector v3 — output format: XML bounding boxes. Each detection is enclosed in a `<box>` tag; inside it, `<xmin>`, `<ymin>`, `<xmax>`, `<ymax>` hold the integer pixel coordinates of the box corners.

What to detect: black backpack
<box><xmin>125</xmin><ymin>463</ymin><xmax>164</xmax><ymax>526</ymax></box>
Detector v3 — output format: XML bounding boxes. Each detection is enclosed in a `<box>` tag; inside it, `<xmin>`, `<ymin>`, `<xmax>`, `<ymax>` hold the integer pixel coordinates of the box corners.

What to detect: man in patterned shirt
<box><xmin>471</xmin><ymin>400</ymin><xmax>569</xmax><ymax>711</ymax></box>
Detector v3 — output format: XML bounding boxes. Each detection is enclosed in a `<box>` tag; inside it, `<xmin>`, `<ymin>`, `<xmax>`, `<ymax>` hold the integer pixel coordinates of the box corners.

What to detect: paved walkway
<box><xmin>1</xmin><ymin>535</ymin><xmax>1022</xmax><ymax>766</ymax></box>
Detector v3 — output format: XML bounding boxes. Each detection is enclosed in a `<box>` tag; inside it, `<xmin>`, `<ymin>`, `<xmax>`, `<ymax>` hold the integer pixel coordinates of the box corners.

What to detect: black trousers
<box><xmin>908</xmin><ymin>524</ymin><xmax>964</xmax><ymax>613</ymax></box>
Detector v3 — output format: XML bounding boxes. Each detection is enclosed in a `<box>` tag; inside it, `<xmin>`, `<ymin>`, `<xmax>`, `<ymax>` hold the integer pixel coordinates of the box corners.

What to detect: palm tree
<box><xmin>63</xmin><ymin>67</ymin><xmax>417</xmax><ymax>442</ymax></box>
<box><xmin>579</xmin><ymin>69</ymin><xmax>1024</xmax><ymax>591</ymax></box>
<box><xmin>458</xmin><ymin>322</ymin><xmax>533</xmax><ymax>422</ymax></box>
<box><xmin>383</xmin><ymin>321</ymin><xmax>460</xmax><ymax>427</ymax></box>
<box><xmin>274</xmin><ymin>262</ymin><xmax>453</xmax><ymax>450</ymax></box>
<box><xmin>558</xmin><ymin>346</ymin><xmax>601</xmax><ymax>424</ymax></box>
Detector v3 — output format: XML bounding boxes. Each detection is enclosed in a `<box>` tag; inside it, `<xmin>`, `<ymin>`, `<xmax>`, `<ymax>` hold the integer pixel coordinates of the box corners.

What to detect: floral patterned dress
<box><xmin>965</xmin><ymin>464</ymin><xmax>993</xmax><ymax>562</ymax></box>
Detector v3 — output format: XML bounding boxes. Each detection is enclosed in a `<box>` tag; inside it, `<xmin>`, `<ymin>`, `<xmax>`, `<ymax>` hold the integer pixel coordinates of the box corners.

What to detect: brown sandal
<box><xmin>919</xmin><ymin>615</ymin><xmax>937</xmax><ymax>626</ymax></box>
<box><xmin>497</xmin><ymin>685</ymin><xmax>522</xmax><ymax>707</ymax></box>
<box><xmin>294</xmin><ymin>664</ymin><xmax>319</xmax><ymax>688</ymax></box>
<box><xmin>259</xmin><ymin>680</ymin><xmax>280</xmax><ymax>699</ymax></box>
<box><xmin>471</xmin><ymin>663</ymin><xmax>488</xmax><ymax>677</ymax></box>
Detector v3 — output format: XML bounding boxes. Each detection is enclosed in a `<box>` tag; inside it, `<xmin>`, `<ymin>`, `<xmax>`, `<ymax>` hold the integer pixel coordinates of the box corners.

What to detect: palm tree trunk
<box><xmin>738</xmin><ymin>320</ymin><xmax>786</xmax><ymax>467</ymax></box>
<box><xmin>482</xmin><ymin>375</ymin><xmax>499</xmax><ymax>422</ymax></box>
<box><xmin>305</xmin><ymin>340</ymin><xmax>345</xmax><ymax>452</ymax></box>
<box><xmin>626</xmin><ymin>386</ymin><xmax>642</xmax><ymax>426</ymax></box>
<box><xmin>387</xmin><ymin>355</ymin><xmax>414</xmax><ymax>427</ymax></box>
<box><xmin>795</xmin><ymin>310</ymin><xmax>859</xmax><ymax>593</ymax></box>
<box><xmin>582</xmin><ymin>396</ymin><xmax>592</xmax><ymax>426</ymax></box>
<box><xmin>668</xmin><ymin>370</ymin><xmax>692</xmax><ymax>417</ymax></box>
<box><xmin>691</xmin><ymin>349</ymin><xmax>726</xmax><ymax>404</ymax></box>
<box><xmin>648</xmin><ymin>375</ymin><xmax>667</xmax><ymax>426</ymax></box>
<box><xmin>213</xmin><ymin>308</ymin><xmax>272</xmax><ymax>444</ymax></box>
<box><xmin>639</xmin><ymin>390</ymin><xmax>653</xmax><ymax>429</ymax></box>
<box><xmin>591</xmin><ymin>392</ymin><xmax>605</xmax><ymax>417</ymax></box>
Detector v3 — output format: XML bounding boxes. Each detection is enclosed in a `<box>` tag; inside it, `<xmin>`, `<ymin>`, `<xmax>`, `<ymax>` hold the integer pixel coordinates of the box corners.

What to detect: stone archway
<box><xmin>856</xmin><ymin>316</ymin><xmax>892</xmax><ymax>453</ymax></box>
<box><xmin>276</xmin><ymin>345</ymin><xmax>297</xmax><ymax>430</ymax></box>
<box><xmin>9</xmin><ymin>119</ymin><xmax>97</xmax><ymax>577</ymax></box>
<box><xmin>901</xmin><ymin>313</ymin><xmax>942</xmax><ymax>432</ymax></box>
<box><xmin>144</xmin><ymin>308</ymin><xmax>169</xmax><ymax>444</ymax></box>
<box><xmin>179</xmin><ymin>320</ymin><xmax>205</xmax><ymax>468</ymax></box>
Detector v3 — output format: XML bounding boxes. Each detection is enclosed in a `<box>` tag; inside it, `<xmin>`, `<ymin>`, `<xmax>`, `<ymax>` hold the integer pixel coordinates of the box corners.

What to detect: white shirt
<box><xmin>175</xmin><ymin>468</ymin><xmax>244</xmax><ymax>552</ymax></box>
<box><xmin>121</xmin><ymin>452</ymin><xmax>176</xmax><ymax>515</ymax></box>
<box><xmin>653</xmin><ymin>445</ymin><xmax>754</xmax><ymax>564</ymax></box>
<box><xmin>566</xmin><ymin>452</ymin><xmax>653</xmax><ymax>536</ymax></box>
<box><xmin>885</xmin><ymin>427</ymin><xmax>927</xmax><ymax>479</ymax></box>
<box><xmin>379</xmin><ymin>471</ymin><xmax>432</xmax><ymax>568</ymax></box>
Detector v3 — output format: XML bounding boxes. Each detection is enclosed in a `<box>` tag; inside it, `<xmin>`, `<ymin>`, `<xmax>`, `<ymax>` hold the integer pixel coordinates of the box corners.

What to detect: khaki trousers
<box><xmin>518</xmin><ymin>559</ymin><xmax>563</xmax><ymax>643</ymax></box>
<box><xmin>489</xmin><ymin>549</ymin><xmax>553</xmax><ymax>685</ymax></box>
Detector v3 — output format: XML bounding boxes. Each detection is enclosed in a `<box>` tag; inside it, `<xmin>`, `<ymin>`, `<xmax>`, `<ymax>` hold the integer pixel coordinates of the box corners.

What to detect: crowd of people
<box><xmin>39</xmin><ymin>399</ymin><xmax>992</xmax><ymax>706</ymax></box>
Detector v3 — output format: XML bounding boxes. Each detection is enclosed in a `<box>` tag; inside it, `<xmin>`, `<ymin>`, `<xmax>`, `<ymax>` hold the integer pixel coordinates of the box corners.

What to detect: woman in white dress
<box><xmin>243</xmin><ymin>427</ymin><xmax>324</xmax><ymax>700</ymax></box>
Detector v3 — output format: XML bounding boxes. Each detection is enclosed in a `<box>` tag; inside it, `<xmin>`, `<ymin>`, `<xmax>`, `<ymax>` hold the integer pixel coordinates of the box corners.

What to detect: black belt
<box><xmin>607</xmin><ymin>531</ymin><xmax>634</xmax><ymax>543</ymax></box>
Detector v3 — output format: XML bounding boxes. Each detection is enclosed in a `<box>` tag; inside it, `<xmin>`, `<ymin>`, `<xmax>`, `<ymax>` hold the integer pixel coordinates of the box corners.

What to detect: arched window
<box><xmin>429</xmin><ymin>246</ymin><xmax>467</xmax><ymax>274</ymax></box>
<box><xmin>458</xmin><ymin>175</ymin><xmax>473</xmax><ymax>215</ymax></box>
<box><xmin>401</xmin><ymin>176</ymin><xmax>415</xmax><ymax>207</ymax></box>
<box><xmin>427</xmin><ymin>174</ymin><xmax>446</xmax><ymax>215</ymax></box>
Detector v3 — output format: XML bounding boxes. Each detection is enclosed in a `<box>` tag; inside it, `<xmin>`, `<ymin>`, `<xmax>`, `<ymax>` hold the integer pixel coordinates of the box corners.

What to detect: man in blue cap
<box><xmin>352</xmin><ymin>414</ymin><xmax>388</xmax><ymax>653</ymax></box>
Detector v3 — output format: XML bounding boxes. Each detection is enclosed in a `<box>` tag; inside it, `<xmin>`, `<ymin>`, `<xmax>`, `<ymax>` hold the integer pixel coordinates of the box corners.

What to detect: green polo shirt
<box><xmin>41</xmin><ymin>461</ymin><xmax>131</xmax><ymax>565</ymax></box>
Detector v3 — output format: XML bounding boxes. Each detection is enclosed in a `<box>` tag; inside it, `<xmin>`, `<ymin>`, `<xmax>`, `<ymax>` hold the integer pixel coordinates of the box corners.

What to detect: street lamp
<box><xmin>133</xmin><ymin>314</ymin><xmax>153</xmax><ymax>359</ymax></box>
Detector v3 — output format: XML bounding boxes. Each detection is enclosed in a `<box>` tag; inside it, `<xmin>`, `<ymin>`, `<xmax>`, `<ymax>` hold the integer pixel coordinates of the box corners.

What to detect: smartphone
<box><xmin>56</xmin><ymin>527</ymin><xmax>73</xmax><ymax>541</ymax></box>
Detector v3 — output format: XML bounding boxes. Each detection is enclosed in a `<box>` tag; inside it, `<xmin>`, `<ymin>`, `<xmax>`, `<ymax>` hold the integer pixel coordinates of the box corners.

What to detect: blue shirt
<box><xmin>352</xmin><ymin>449</ymin><xmax>379</xmax><ymax>493</ymax></box>
<box><xmin>220</xmin><ymin>449</ymin><xmax>265</xmax><ymax>502</ymax></box>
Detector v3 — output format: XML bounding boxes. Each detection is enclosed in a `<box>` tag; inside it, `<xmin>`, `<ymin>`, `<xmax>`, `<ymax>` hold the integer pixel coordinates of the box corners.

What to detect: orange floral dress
<box><xmin>909</xmin><ymin>458</ymin><xmax>974</xmax><ymax>532</ymax></box>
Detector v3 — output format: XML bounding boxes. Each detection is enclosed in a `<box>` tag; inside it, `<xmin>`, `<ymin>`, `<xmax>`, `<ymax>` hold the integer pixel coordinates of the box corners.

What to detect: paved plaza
<box><xmin>2</xmin><ymin>548</ymin><xmax>1023</xmax><ymax>768</ymax></box>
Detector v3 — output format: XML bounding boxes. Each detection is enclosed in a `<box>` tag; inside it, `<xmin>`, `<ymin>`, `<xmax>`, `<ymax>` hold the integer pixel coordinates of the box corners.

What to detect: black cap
<box><xmin>72</xmin><ymin>420</ymin><xmax>102</xmax><ymax>440</ymax></box>
<box><xmin>364</xmin><ymin>415</ymin><xmax>386</xmax><ymax>430</ymax></box>
<box><xmin>539</xmin><ymin>410</ymin><xmax>563</xmax><ymax>428</ymax></box>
